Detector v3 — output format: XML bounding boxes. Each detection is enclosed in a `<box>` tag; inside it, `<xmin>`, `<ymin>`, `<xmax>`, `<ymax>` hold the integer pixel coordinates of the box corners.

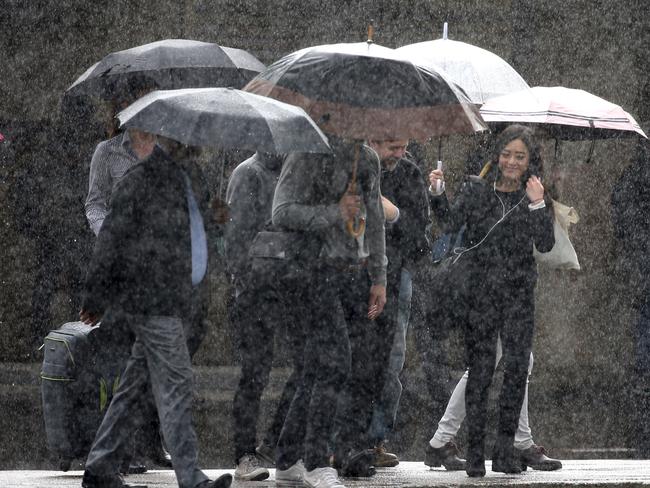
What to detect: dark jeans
<box><xmin>463</xmin><ymin>274</ymin><xmax>535</xmax><ymax>463</ymax></box>
<box><xmin>409</xmin><ymin>264</ymin><xmax>457</xmax><ymax>425</ymax></box>
<box><xmin>231</xmin><ymin>279</ymin><xmax>305</xmax><ymax>464</ymax></box>
<box><xmin>276</xmin><ymin>264</ymin><xmax>395</xmax><ymax>471</ymax></box>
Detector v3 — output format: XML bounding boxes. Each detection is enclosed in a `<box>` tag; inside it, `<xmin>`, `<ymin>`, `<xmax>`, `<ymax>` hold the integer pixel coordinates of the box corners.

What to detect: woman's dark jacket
<box><xmin>431</xmin><ymin>175</ymin><xmax>555</xmax><ymax>288</ymax></box>
<box><xmin>81</xmin><ymin>146</ymin><xmax>210</xmax><ymax>320</ymax></box>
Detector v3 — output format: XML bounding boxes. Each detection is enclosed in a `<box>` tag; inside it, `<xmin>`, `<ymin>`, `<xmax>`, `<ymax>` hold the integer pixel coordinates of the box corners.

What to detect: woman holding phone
<box><xmin>428</xmin><ymin>124</ymin><xmax>555</xmax><ymax>477</ymax></box>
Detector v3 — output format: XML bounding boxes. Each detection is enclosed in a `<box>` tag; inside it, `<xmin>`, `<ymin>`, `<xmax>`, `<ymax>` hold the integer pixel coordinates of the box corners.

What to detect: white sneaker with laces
<box><xmin>275</xmin><ymin>459</ymin><xmax>305</xmax><ymax>487</ymax></box>
<box><xmin>235</xmin><ymin>453</ymin><xmax>270</xmax><ymax>481</ymax></box>
<box><xmin>303</xmin><ymin>467</ymin><xmax>345</xmax><ymax>488</ymax></box>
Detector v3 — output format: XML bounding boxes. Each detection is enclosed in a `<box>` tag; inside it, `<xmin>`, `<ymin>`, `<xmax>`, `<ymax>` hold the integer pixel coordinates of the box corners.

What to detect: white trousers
<box><xmin>430</xmin><ymin>337</ymin><xmax>535</xmax><ymax>451</ymax></box>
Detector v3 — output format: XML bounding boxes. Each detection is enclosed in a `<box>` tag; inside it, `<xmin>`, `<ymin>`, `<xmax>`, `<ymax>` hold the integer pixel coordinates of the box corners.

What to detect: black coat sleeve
<box><xmin>81</xmin><ymin>169</ymin><xmax>141</xmax><ymax>315</ymax></box>
<box><xmin>529</xmin><ymin>198</ymin><xmax>555</xmax><ymax>253</ymax></box>
<box><xmin>393</xmin><ymin>165</ymin><xmax>431</xmax><ymax>267</ymax></box>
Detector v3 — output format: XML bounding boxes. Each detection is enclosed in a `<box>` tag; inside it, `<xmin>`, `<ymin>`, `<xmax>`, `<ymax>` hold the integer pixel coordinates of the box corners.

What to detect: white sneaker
<box><xmin>303</xmin><ymin>467</ymin><xmax>345</xmax><ymax>488</ymax></box>
<box><xmin>235</xmin><ymin>453</ymin><xmax>270</xmax><ymax>481</ymax></box>
<box><xmin>275</xmin><ymin>459</ymin><xmax>305</xmax><ymax>487</ymax></box>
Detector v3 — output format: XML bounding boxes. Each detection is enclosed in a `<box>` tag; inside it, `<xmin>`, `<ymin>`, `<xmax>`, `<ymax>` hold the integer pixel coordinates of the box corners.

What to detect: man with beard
<box><xmin>364</xmin><ymin>139</ymin><xmax>430</xmax><ymax>467</ymax></box>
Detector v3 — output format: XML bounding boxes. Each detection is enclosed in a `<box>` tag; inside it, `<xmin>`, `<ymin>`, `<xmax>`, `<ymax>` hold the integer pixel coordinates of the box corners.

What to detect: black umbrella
<box><xmin>117</xmin><ymin>87</ymin><xmax>331</xmax><ymax>154</ymax></box>
<box><xmin>244</xmin><ymin>41</ymin><xmax>486</xmax><ymax>141</ymax></box>
<box><xmin>67</xmin><ymin>39</ymin><xmax>266</xmax><ymax>99</ymax></box>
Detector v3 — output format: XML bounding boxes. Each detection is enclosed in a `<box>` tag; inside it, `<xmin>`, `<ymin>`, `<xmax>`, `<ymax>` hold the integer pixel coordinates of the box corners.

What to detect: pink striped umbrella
<box><xmin>480</xmin><ymin>86</ymin><xmax>646</xmax><ymax>140</ymax></box>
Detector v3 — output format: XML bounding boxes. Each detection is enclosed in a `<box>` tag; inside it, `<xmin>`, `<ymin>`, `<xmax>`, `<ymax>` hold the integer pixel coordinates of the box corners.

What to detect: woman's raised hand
<box><xmin>429</xmin><ymin>168</ymin><xmax>444</xmax><ymax>190</ymax></box>
<box><xmin>526</xmin><ymin>175</ymin><xmax>545</xmax><ymax>204</ymax></box>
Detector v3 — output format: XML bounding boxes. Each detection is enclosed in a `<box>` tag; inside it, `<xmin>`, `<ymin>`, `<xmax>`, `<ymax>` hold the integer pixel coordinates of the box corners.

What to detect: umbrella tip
<box><xmin>442</xmin><ymin>21</ymin><xmax>448</xmax><ymax>40</ymax></box>
<box><xmin>367</xmin><ymin>22</ymin><xmax>374</xmax><ymax>43</ymax></box>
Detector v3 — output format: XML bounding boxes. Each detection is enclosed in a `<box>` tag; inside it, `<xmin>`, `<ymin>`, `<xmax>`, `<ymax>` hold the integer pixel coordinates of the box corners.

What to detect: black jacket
<box><xmin>82</xmin><ymin>146</ymin><xmax>210</xmax><ymax>319</ymax></box>
<box><xmin>431</xmin><ymin>176</ymin><xmax>555</xmax><ymax>286</ymax></box>
<box><xmin>380</xmin><ymin>157</ymin><xmax>430</xmax><ymax>277</ymax></box>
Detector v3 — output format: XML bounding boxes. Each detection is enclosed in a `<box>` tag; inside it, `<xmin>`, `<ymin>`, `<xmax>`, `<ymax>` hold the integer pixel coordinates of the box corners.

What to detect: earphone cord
<box><xmin>451</xmin><ymin>182</ymin><xmax>527</xmax><ymax>264</ymax></box>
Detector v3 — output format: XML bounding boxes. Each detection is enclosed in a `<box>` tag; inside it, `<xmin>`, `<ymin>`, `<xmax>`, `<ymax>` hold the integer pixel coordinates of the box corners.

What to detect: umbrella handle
<box><xmin>478</xmin><ymin>161</ymin><xmax>492</xmax><ymax>178</ymax></box>
<box><xmin>345</xmin><ymin>143</ymin><xmax>365</xmax><ymax>238</ymax></box>
<box><xmin>346</xmin><ymin>215</ymin><xmax>366</xmax><ymax>238</ymax></box>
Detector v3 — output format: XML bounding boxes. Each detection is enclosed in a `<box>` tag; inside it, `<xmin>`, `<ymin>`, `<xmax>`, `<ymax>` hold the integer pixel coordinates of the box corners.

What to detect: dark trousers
<box><xmin>85</xmin><ymin>315</ymin><xmax>208</xmax><ymax>488</ymax></box>
<box><xmin>463</xmin><ymin>276</ymin><xmax>535</xmax><ymax>463</ymax></box>
<box><xmin>101</xmin><ymin>293</ymin><xmax>207</xmax><ymax>467</ymax></box>
<box><xmin>231</xmin><ymin>280</ymin><xmax>305</xmax><ymax>463</ymax></box>
<box><xmin>276</xmin><ymin>264</ymin><xmax>395</xmax><ymax>471</ymax></box>
<box><xmin>409</xmin><ymin>265</ymin><xmax>456</xmax><ymax>424</ymax></box>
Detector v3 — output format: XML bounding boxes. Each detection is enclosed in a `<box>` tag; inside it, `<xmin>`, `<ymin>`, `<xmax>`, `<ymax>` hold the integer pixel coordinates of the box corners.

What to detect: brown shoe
<box><xmin>373</xmin><ymin>442</ymin><xmax>399</xmax><ymax>468</ymax></box>
<box><xmin>517</xmin><ymin>444</ymin><xmax>562</xmax><ymax>471</ymax></box>
<box><xmin>424</xmin><ymin>442</ymin><xmax>466</xmax><ymax>471</ymax></box>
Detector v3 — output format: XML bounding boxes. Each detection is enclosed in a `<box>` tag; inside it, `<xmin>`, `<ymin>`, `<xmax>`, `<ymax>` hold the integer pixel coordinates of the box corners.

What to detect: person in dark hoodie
<box><xmin>224</xmin><ymin>152</ymin><xmax>305</xmax><ymax>482</ymax></box>
<box><xmin>427</xmin><ymin>124</ymin><xmax>555</xmax><ymax>477</ymax></box>
<box><xmin>79</xmin><ymin>136</ymin><xmax>231</xmax><ymax>488</ymax></box>
<box><xmin>611</xmin><ymin>137</ymin><xmax>650</xmax><ymax>459</ymax></box>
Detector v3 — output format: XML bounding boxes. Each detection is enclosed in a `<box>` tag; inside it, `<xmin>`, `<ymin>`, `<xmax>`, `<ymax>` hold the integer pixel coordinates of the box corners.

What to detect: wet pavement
<box><xmin>2</xmin><ymin>460</ymin><xmax>650</xmax><ymax>488</ymax></box>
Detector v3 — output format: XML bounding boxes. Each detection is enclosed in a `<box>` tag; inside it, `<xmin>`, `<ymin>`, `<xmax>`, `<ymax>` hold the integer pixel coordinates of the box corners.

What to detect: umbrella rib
<box><xmin>481</xmin><ymin>109</ymin><xmax>632</xmax><ymax>123</ymax></box>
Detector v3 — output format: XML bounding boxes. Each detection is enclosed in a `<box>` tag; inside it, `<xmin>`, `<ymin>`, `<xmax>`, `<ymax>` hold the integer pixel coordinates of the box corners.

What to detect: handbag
<box><xmin>248</xmin><ymin>229</ymin><xmax>322</xmax><ymax>286</ymax></box>
<box><xmin>431</xmin><ymin>225</ymin><xmax>466</xmax><ymax>264</ymax></box>
<box><xmin>533</xmin><ymin>201</ymin><xmax>580</xmax><ymax>270</ymax></box>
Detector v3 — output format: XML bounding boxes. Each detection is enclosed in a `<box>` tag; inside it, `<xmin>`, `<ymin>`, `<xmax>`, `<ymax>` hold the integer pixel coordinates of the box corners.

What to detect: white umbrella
<box><xmin>397</xmin><ymin>23</ymin><xmax>530</xmax><ymax>105</ymax></box>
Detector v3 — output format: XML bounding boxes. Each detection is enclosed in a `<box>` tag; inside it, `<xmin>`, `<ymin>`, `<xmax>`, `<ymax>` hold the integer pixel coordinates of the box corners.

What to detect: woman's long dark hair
<box><xmin>485</xmin><ymin>124</ymin><xmax>544</xmax><ymax>185</ymax></box>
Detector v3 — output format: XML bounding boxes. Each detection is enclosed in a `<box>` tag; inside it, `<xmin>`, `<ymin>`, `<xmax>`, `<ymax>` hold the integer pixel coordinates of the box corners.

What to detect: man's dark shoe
<box><xmin>466</xmin><ymin>459</ymin><xmax>486</xmax><ymax>478</ymax></box>
<box><xmin>120</xmin><ymin>463</ymin><xmax>148</xmax><ymax>475</ymax></box>
<box><xmin>373</xmin><ymin>441</ymin><xmax>399</xmax><ymax>468</ymax></box>
<box><xmin>337</xmin><ymin>449</ymin><xmax>376</xmax><ymax>477</ymax></box>
<box><xmin>81</xmin><ymin>471</ymin><xmax>147</xmax><ymax>488</ymax></box>
<box><xmin>424</xmin><ymin>442</ymin><xmax>466</xmax><ymax>470</ymax></box>
<box><xmin>255</xmin><ymin>442</ymin><xmax>276</xmax><ymax>467</ymax></box>
<box><xmin>517</xmin><ymin>444</ymin><xmax>562</xmax><ymax>471</ymax></box>
<box><xmin>196</xmin><ymin>474</ymin><xmax>233</xmax><ymax>488</ymax></box>
<box><xmin>149</xmin><ymin>442</ymin><xmax>173</xmax><ymax>468</ymax></box>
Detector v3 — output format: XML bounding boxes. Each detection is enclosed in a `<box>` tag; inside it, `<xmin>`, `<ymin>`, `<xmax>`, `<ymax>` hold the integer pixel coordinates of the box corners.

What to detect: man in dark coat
<box><xmin>271</xmin><ymin>136</ymin><xmax>388</xmax><ymax>488</ymax></box>
<box><xmin>364</xmin><ymin>139</ymin><xmax>430</xmax><ymax>466</ymax></box>
<box><xmin>79</xmin><ymin>137</ymin><xmax>231</xmax><ymax>488</ymax></box>
<box><xmin>611</xmin><ymin>137</ymin><xmax>650</xmax><ymax>459</ymax></box>
<box><xmin>225</xmin><ymin>152</ymin><xmax>304</xmax><ymax>481</ymax></box>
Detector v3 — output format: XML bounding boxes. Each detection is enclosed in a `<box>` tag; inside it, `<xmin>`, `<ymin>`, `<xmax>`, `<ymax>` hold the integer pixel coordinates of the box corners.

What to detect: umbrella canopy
<box><xmin>479</xmin><ymin>86</ymin><xmax>647</xmax><ymax>140</ymax></box>
<box><xmin>117</xmin><ymin>87</ymin><xmax>331</xmax><ymax>154</ymax></box>
<box><xmin>244</xmin><ymin>41</ymin><xmax>486</xmax><ymax>141</ymax></box>
<box><xmin>67</xmin><ymin>39</ymin><xmax>266</xmax><ymax>99</ymax></box>
<box><xmin>396</xmin><ymin>36</ymin><xmax>530</xmax><ymax>105</ymax></box>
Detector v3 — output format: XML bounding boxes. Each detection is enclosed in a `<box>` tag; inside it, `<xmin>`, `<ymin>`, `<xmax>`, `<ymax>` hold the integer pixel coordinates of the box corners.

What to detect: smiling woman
<box><xmin>423</xmin><ymin>124</ymin><xmax>556</xmax><ymax>477</ymax></box>
<box><xmin>498</xmin><ymin>139</ymin><xmax>529</xmax><ymax>184</ymax></box>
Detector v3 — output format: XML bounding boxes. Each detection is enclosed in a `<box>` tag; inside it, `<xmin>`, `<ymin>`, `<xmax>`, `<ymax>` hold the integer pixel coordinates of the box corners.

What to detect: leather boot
<box><xmin>517</xmin><ymin>444</ymin><xmax>562</xmax><ymax>471</ymax></box>
<box><xmin>424</xmin><ymin>442</ymin><xmax>466</xmax><ymax>470</ymax></box>
<box><xmin>373</xmin><ymin>441</ymin><xmax>399</xmax><ymax>468</ymax></box>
